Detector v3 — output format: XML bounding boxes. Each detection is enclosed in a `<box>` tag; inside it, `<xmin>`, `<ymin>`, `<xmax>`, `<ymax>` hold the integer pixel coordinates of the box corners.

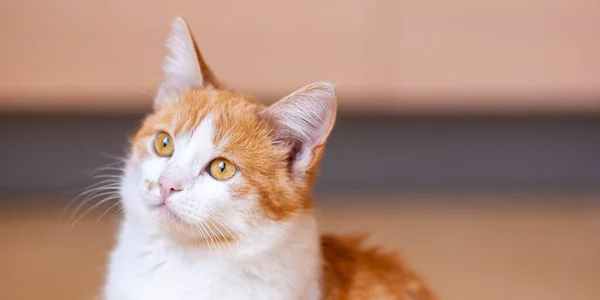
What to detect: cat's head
<box><xmin>120</xmin><ymin>17</ymin><xmax>337</xmax><ymax>252</ymax></box>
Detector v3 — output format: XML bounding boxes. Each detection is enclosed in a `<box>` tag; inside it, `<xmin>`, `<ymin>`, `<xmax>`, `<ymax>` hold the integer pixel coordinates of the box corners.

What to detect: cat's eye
<box><xmin>208</xmin><ymin>158</ymin><xmax>237</xmax><ymax>180</ymax></box>
<box><xmin>153</xmin><ymin>131</ymin><xmax>174</xmax><ymax>157</ymax></box>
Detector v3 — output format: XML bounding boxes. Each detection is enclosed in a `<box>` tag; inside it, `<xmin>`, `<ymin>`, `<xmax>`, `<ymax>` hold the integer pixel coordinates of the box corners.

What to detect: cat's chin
<box><xmin>153</xmin><ymin>209</ymin><xmax>238</xmax><ymax>249</ymax></box>
<box><xmin>152</xmin><ymin>203</ymin><xmax>177</xmax><ymax>219</ymax></box>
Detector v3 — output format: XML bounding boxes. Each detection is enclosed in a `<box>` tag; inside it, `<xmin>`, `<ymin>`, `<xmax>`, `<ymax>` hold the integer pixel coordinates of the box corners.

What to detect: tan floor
<box><xmin>1</xmin><ymin>197</ymin><xmax>599</xmax><ymax>300</ymax></box>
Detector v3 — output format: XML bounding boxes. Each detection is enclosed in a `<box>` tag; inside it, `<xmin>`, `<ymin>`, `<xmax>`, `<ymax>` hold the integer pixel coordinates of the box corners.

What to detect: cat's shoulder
<box><xmin>320</xmin><ymin>234</ymin><xmax>436</xmax><ymax>300</ymax></box>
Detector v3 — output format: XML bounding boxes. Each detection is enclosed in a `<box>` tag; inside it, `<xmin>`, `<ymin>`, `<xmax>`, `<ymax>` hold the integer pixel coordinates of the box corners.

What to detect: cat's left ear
<box><xmin>154</xmin><ymin>17</ymin><xmax>222</xmax><ymax>110</ymax></box>
<box><xmin>263</xmin><ymin>81</ymin><xmax>338</xmax><ymax>176</ymax></box>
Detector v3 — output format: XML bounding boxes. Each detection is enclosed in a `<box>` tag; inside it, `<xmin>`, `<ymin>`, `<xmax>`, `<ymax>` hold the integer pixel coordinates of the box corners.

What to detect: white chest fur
<box><xmin>103</xmin><ymin>214</ymin><xmax>322</xmax><ymax>300</ymax></box>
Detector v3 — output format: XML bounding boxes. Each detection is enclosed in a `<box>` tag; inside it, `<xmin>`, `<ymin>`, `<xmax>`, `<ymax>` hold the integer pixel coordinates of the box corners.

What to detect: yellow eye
<box><xmin>153</xmin><ymin>131</ymin><xmax>174</xmax><ymax>157</ymax></box>
<box><xmin>208</xmin><ymin>158</ymin><xmax>237</xmax><ymax>180</ymax></box>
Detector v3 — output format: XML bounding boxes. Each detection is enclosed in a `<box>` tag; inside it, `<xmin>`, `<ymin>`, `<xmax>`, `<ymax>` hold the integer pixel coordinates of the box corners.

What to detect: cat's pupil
<box><xmin>219</xmin><ymin>162</ymin><xmax>226</xmax><ymax>172</ymax></box>
<box><xmin>162</xmin><ymin>138</ymin><xmax>169</xmax><ymax>147</ymax></box>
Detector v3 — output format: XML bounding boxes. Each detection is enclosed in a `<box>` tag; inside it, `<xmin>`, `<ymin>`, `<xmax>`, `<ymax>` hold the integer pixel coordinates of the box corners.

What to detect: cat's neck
<box><xmin>119</xmin><ymin>211</ymin><xmax>321</xmax><ymax>263</ymax></box>
<box><xmin>107</xmin><ymin>211</ymin><xmax>322</xmax><ymax>299</ymax></box>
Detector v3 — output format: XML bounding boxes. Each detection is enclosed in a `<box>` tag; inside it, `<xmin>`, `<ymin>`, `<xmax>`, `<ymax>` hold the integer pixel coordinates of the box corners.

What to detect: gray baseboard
<box><xmin>2</xmin><ymin>111</ymin><xmax>600</xmax><ymax>201</ymax></box>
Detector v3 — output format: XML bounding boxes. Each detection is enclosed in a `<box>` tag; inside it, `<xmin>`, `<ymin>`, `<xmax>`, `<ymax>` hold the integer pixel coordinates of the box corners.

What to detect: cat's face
<box><xmin>120</xmin><ymin>18</ymin><xmax>336</xmax><ymax>252</ymax></box>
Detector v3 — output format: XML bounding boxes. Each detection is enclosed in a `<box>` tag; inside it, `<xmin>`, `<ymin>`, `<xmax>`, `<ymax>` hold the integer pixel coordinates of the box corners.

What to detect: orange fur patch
<box><xmin>320</xmin><ymin>235</ymin><xmax>437</xmax><ymax>300</ymax></box>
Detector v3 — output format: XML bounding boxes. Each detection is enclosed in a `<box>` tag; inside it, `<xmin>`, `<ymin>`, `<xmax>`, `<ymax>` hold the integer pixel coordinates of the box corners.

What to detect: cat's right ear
<box><xmin>154</xmin><ymin>17</ymin><xmax>222</xmax><ymax>110</ymax></box>
<box><xmin>262</xmin><ymin>82</ymin><xmax>338</xmax><ymax>176</ymax></box>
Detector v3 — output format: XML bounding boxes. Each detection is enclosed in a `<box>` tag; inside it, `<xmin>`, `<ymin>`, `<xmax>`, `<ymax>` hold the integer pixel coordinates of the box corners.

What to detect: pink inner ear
<box><xmin>264</xmin><ymin>81</ymin><xmax>337</xmax><ymax>174</ymax></box>
<box><xmin>268</xmin><ymin>104</ymin><xmax>332</xmax><ymax>174</ymax></box>
<box><xmin>272</xmin><ymin>137</ymin><xmax>301</xmax><ymax>173</ymax></box>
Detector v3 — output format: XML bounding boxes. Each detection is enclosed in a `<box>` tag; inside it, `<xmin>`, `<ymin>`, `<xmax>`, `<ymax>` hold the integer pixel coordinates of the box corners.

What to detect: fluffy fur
<box><xmin>103</xmin><ymin>17</ymin><xmax>436</xmax><ymax>300</ymax></box>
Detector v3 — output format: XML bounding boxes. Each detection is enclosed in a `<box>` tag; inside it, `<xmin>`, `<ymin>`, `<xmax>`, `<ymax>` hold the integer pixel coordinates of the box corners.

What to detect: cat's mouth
<box><xmin>151</xmin><ymin>202</ymin><xmax>182</xmax><ymax>221</ymax></box>
<box><xmin>156</xmin><ymin>209</ymin><xmax>239</xmax><ymax>247</ymax></box>
<box><xmin>146</xmin><ymin>197</ymin><xmax>239</xmax><ymax>247</ymax></box>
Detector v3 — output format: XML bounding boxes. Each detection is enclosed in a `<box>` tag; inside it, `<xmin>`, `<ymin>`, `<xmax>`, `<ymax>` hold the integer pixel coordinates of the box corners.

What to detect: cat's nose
<box><xmin>158</xmin><ymin>166</ymin><xmax>188</xmax><ymax>202</ymax></box>
<box><xmin>159</xmin><ymin>177</ymin><xmax>183</xmax><ymax>201</ymax></box>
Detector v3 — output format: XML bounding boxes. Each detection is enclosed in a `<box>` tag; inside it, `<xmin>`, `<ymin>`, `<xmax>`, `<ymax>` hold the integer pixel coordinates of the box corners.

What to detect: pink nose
<box><xmin>158</xmin><ymin>166</ymin><xmax>189</xmax><ymax>202</ymax></box>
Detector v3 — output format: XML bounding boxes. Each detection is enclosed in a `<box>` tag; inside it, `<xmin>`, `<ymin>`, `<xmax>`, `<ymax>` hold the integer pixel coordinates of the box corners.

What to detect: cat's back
<box><xmin>320</xmin><ymin>235</ymin><xmax>436</xmax><ymax>300</ymax></box>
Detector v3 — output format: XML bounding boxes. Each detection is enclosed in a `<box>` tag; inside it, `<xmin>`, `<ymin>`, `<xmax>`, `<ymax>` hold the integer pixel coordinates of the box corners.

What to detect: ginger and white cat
<box><xmin>103</xmin><ymin>17</ymin><xmax>436</xmax><ymax>300</ymax></box>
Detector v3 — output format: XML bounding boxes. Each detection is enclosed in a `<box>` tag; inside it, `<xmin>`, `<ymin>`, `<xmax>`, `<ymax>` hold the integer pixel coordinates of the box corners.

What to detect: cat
<box><xmin>102</xmin><ymin>17</ymin><xmax>436</xmax><ymax>300</ymax></box>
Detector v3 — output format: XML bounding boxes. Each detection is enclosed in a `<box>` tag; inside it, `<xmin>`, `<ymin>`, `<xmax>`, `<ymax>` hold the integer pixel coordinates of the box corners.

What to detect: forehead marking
<box><xmin>170</xmin><ymin>114</ymin><xmax>216</xmax><ymax>171</ymax></box>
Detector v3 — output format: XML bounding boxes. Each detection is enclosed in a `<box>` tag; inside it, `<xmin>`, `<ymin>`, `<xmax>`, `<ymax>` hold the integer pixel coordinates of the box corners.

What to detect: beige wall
<box><xmin>1</xmin><ymin>0</ymin><xmax>599</xmax><ymax>113</ymax></box>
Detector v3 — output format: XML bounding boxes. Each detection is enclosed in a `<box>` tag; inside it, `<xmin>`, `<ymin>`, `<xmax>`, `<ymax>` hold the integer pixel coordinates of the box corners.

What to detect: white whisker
<box><xmin>203</xmin><ymin>222</ymin><xmax>221</xmax><ymax>259</ymax></box>
<box><xmin>61</xmin><ymin>182</ymin><xmax>120</xmax><ymax>222</ymax></box>
<box><xmin>68</xmin><ymin>190</ymin><xmax>120</xmax><ymax>223</ymax></box>
<box><xmin>70</xmin><ymin>195</ymin><xmax>120</xmax><ymax>227</ymax></box>
<box><xmin>92</xmin><ymin>174</ymin><xmax>124</xmax><ymax>180</ymax></box>
<box><xmin>208</xmin><ymin>210</ymin><xmax>240</xmax><ymax>244</ymax></box>
<box><xmin>97</xmin><ymin>201</ymin><xmax>122</xmax><ymax>222</ymax></box>
<box><xmin>97</xmin><ymin>151</ymin><xmax>128</xmax><ymax>164</ymax></box>
<box><xmin>88</xmin><ymin>164</ymin><xmax>124</xmax><ymax>176</ymax></box>
<box><xmin>194</xmin><ymin>221</ymin><xmax>212</xmax><ymax>252</ymax></box>
<box><xmin>133</xmin><ymin>86</ymin><xmax>156</xmax><ymax>99</ymax></box>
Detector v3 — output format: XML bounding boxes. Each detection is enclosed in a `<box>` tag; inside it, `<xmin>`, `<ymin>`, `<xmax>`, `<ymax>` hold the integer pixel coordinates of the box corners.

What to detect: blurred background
<box><xmin>1</xmin><ymin>1</ymin><xmax>599</xmax><ymax>299</ymax></box>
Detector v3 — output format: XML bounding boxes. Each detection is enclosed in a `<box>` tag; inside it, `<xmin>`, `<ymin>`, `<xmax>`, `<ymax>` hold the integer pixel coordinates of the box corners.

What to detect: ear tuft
<box><xmin>154</xmin><ymin>17</ymin><xmax>221</xmax><ymax>110</ymax></box>
<box><xmin>264</xmin><ymin>81</ymin><xmax>338</xmax><ymax>174</ymax></box>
